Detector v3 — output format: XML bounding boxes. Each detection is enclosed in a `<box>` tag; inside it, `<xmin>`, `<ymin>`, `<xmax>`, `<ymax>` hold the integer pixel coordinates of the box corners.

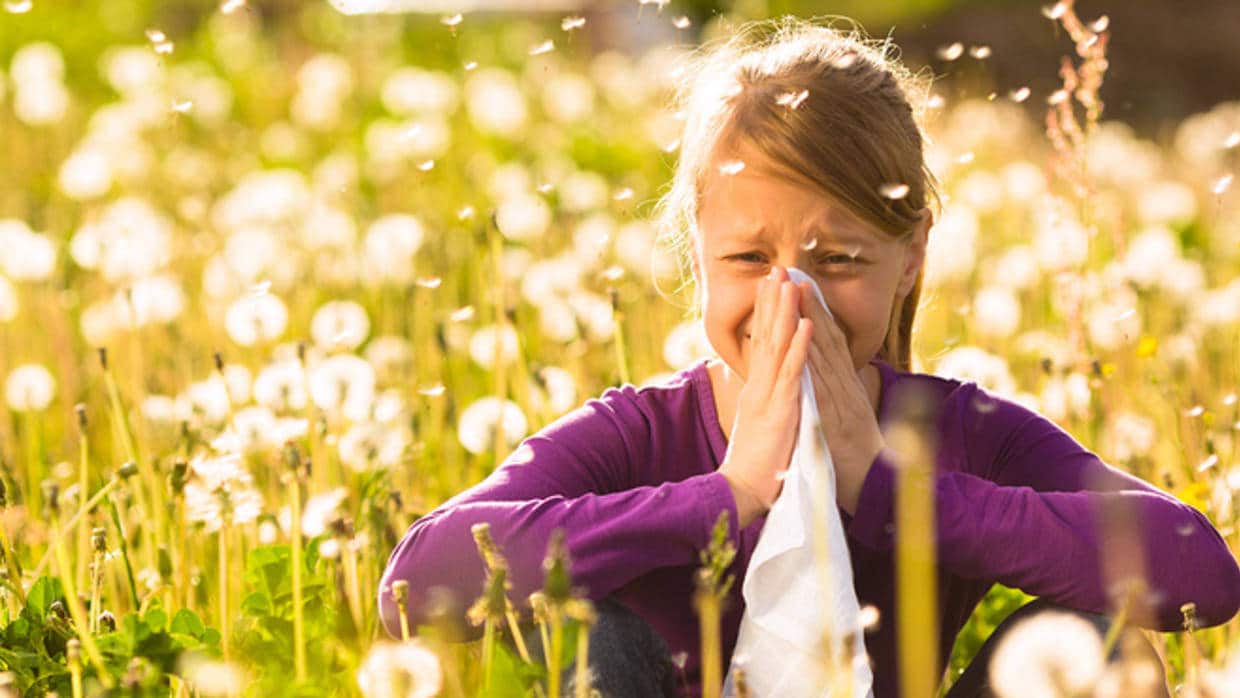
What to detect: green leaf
<box><xmin>169</xmin><ymin>609</ymin><xmax>206</xmax><ymax>639</ymax></box>
<box><xmin>25</xmin><ymin>577</ymin><xmax>64</xmax><ymax>623</ymax></box>
<box><xmin>477</xmin><ymin>641</ymin><xmax>543</xmax><ymax>698</ymax></box>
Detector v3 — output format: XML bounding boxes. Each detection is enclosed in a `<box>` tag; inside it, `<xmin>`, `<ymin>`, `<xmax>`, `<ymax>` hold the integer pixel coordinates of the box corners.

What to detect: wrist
<box><xmin>720</xmin><ymin>470</ymin><xmax>769</xmax><ymax>528</ymax></box>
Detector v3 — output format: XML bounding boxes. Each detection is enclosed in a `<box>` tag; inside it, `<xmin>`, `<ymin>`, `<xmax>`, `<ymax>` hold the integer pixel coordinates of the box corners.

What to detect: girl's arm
<box><xmin>376</xmin><ymin>385</ymin><xmax>739</xmax><ymax>639</ymax></box>
<box><xmin>845</xmin><ymin>381</ymin><xmax>1240</xmax><ymax>631</ymax></box>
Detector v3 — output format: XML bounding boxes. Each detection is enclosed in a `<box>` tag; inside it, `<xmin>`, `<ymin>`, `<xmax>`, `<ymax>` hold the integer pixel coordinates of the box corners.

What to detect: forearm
<box><xmin>378</xmin><ymin>472</ymin><xmax>739</xmax><ymax>638</ymax></box>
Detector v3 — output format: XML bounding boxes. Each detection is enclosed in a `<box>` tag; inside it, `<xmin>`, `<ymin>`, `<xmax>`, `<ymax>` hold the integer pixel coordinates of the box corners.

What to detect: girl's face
<box><xmin>693</xmin><ymin>140</ymin><xmax>930</xmax><ymax>381</ymax></box>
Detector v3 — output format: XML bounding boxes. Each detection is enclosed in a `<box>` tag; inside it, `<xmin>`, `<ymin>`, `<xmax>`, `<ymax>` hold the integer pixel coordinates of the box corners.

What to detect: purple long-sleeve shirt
<box><xmin>380</xmin><ymin>357</ymin><xmax>1240</xmax><ymax>697</ymax></box>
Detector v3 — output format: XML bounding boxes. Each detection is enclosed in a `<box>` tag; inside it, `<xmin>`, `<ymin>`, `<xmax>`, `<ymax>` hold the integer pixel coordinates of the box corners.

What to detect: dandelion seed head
<box><xmin>225</xmin><ymin>293</ymin><xmax>288</xmax><ymax>347</ymax></box>
<box><xmin>338</xmin><ymin>421</ymin><xmax>410</xmax><ymax>471</ymax></box>
<box><xmin>494</xmin><ymin>193</ymin><xmax>551</xmax><ymax>242</ymax></box>
<box><xmin>936</xmin><ymin>42</ymin><xmax>964</xmax><ymax>61</ymax></box>
<box><xmin>457</xmin><ymin>397</ymin><xmax>528</xmax><ymax>455</ymax></box>
<box><xmin>309</xmin><ymin>354</ymin><xmax>376</xmax><ymax>422</ymax></box>
<box><xmin>989</xmin><ymin>612</ymin><xmax>1104</xmax><ymax>698</ymax></box>
<box><xmin>5</xmin><ymin>363</ymin><xmax>55</xmax><ymax>411</ymax></box>
<box><xmin>468</xmin><ymin>323</ymin><xmax>521</xmax><ymax>370</ymax></box>
<box><xmin>356</xmin><ymin>640</ymin><xmax>442</xmax><ymax>698</ymax></box>
<box><xmin>311</xmin><ymin>300</ymin><xmax>370</xmax><ymax>351</ymax></box>
<box><xmin>561</xmin><ymin>16</ymin><xmax>586</xmax><ymax>31</ymax></box>
<box><xmin>179</xmin><ymin>655</ymin><xmax>245</xmax><ymax>697</ymax></box>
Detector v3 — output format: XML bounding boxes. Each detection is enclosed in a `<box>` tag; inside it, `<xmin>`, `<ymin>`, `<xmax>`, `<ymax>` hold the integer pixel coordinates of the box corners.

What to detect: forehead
<box><xmin>698</xmin><ymin>154</ymin><xmax>885</xmax><ymax>248</ymax></box>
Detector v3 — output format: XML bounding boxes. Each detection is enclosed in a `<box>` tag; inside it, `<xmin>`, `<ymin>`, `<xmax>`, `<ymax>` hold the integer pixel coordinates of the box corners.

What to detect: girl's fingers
<box><xmin>777</xmin><ymin>317</ymin><xmax>812</xmax><ymax>393</ymax></box>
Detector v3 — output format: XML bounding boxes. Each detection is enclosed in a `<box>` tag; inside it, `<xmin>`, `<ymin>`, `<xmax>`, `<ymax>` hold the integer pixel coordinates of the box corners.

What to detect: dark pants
<box><xmin>519</xmin><ymin>597</ymin><xmax>1168</xmax><ymax>698</ymax></box>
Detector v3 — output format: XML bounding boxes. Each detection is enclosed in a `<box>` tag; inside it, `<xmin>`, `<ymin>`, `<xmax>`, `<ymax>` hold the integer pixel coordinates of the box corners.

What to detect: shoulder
<box><xmin>527</xmin><ymin>360</ymin><xmax>722</xmax><ymax>477</ymax></box>
<box><xmin>878</xmin><ymin>360</ymin><xmax>1055</xmax><ymax>474</ymax></box>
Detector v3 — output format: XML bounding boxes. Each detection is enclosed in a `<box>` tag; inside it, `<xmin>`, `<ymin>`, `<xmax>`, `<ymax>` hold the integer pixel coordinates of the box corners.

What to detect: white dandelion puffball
<box><xmin>225</xmin><ymin>293</ymin><xmax>288</xmax><ymax>346</ymax></box>
<box><xmin>311</xmin><ymin>300</ymin><xmax>371</xmax><ymax>351</ymax></box>
<box><xmin>253</xmin><ymin>359</ymin><xmax>309</xmax><ymax>412</ymax></box>
<box><xmin>309</xmin><ymin>354</ymin><xmax>376</xmax><ymax>422</ymax></box>
<box><xmin>302</xmin><ymin>488</ymin><xmax>348</xmax><ymax>537</ymax></box>
<box><xmin>0</xmin><ymin>275</ymin><xmax>19</xmax><ymax>322</ymax></box>
<box><xmin>989</xmin><ymin>612</ymin><xmax>1105</xmax><ymax>698</ymax></box>
<box><xmin>1104</xmin><ymin>411</ymin><xmax>1157</xmax><ymax>462</ymax></box>
<box><xmin>381</xmin><ymin>67</ymin><xmax>458</xmax><ymax>116</ymax></box>
<box><xmin>663</xmin><ymin>320</ymin><xmax>713</xmax><ymax>370</ymax></box>
<box><xmin>183</xmin><ymin>453</ymin><xmax>263</xmax><ymax>532</ymax></box>
<box><xmin>356</xmin><ymin>640</ymin><xmax>443</xmax><ymax>698</ymax></box>
<box><xmin>1039</xmin><ymin>372</ymin><xmax>1093</xmax><ymax>423</ymax></box>
<box><xmin>468</xmin><ymin>324</ymin><xmax>521</xmax><ymax>369</ymax></box>
<box><xmin>363</xmin><ymin>214</ymin><xmax>425</xmax><ymax>284</ymax></box>
<box><xmin>465</xmin><ymin>68</ymin><xmax>527</xmax><ymax>138</ymax></box>
<box><xmin>923</xmin><ymin>205</ymin><xmax>978</xmax><ymax>286</ymax></box>
<box><xmin>5</xmin><ymin>363</ymin><xmax>55</xmax><ymax>411</ymax></box>
<box><xmin>0</xmin><ymin>220</ymin><xmax>57</xmax><ymax>282</ymax></box>
<box><xmin>494</xmin><ymin>192</ymin><xmax>552</xmax><ymax>242</ymax></box>
<box><xmin>179</xmin><ymin>654</ymin><xmax>245</xmax><ymax>697</ymax></box>
<box><xmin>59</xmin><ymin>145</ymin><xmax>114</xmax><ymax>201</ymax></box>
<box><xmin>532</xmin><ymin>366</ymin><xmax>579</xmax><ymax>415</ymax></box>
<box><xmin>338</xmin><ymin>421</ymin><xmax>411</xmax><ymax>471</ymax></box>
<box><xmin>457</xmin><ymin>397</ymin><xmax>528</xmax><ymax>455</ymax></box>
<box><xmin>971</xmin><ymin>286</ymin><xmax>1022</xmax><ymax>339</ymax></box>
<box><xmin>933</xmin><ymin>346</ymin><xmax>1017</xmax><ymax>397</ymax></box>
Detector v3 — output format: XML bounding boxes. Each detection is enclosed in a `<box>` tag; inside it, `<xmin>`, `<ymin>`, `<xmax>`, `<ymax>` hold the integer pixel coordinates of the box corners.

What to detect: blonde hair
<box><xmin>653</xmin><ymin>17</ymin><xmax>939</xmax><ymax>371</ymax></box>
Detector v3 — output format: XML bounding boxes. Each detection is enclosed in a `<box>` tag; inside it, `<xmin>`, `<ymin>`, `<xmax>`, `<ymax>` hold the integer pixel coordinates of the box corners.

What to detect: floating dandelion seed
<box><xmin>718</xmin><ymin>160</ymin><xmax>746</xmax><ymax>176</ymax></box>
<box><xmin>936</xmin><ymin>42</ymin><xmax>964</xmax><ymax>61</ymax></box>
<box><xmin>249</xmin><ymin>280</ymin><xmax>272</xmax><ymax>296</ymax></box>
<box><xmin>145</xmin><ymin>28</ymin><xmax>166</xmax><ymax>42</ymax></box>
<box><xmin>450</xmin><ymin>306</ymin><xmax>475</xmax><ymax>322</ymax></box>
<box><xmin>1048</xmin><ymin>89</ymin><xmax>1069</xmax><ymax>105</ymax></box>
<box><xmin>1212</xmin><ymin>174</ymin><xmax>1233</xmax><ymax>195</ymax></box>
<box><xmin>561</xmin><ymin>16</ymin><xmax>585</xmax><ymax>31</ymax></box>
<box><xmin>1009</xmin><ymin>87</ymin><xmax>1031</xmax><ymax>103</ymax></box>
<box><xmin>1185</xmin><ymin>405</ymin><xmax>1205</xmax><ymax>418</ymax></box>
<box><xmin>968</xmin><ymin>45</ymin><xmax>992</xmax><ymax>59</ymax></box>
<box><xmin>613</xmin><ymin>188</ymin><xmax>633</xmax><ymax>201</ymax></box>
<box><xmin>639</xmin><ymin>0</ymin><xmax>670</xmax><ymax>9</ymax></box>
<box><xmin>602</xmin><ymin>265</ymin><xmax>624</xmax><ymax>281</ymax></box>
<box><xmin>775</xmin><ymin>89</ymin><xmax>809</xmax><ymax>109</ymax></box>
<box><xmin>154</xmin><ymin>41</ymin><xmax>174</xmax><ymax>55</ymax></box>
<box><xmin>537</xmin><ymin>182</ymin><xmax>554</xmax><ymax>194</ymax></box>
<box><xmin>1224</xmin><ymin>132</ymin><xmax>1240</xmax><ymax>149</ymax></box>
<box><xmin>832</xmin><ymin>52</ymin><xmax>857</xmax><ymax>69</ymax></box>
<box><xmin>1198</xmin><ymin>455</ymin><xmax>1220</xmax><ymax>472</ymax></box>
<box><xmin>417</xmin><ymin>383</ymin><xmax>446</xmax><ymax>397</ymax></box>
<box><xmin>858</xmin><ymin>605</ymin><xmax>880</xmax><ymax>632</ymax></box>
<box><xmin>457</xmin><ymin>205</ymin><xmax>475</xmax><ymax>220</ymax></box>
<box><xmin>220</xmin><ymin>0</ymin><xmax>245</xmax><ymax>13</ymax></box>
<box><xmin>415</xmin><ymin>277</ymin><xmax>441</xmax><ymax>289</ymax></box>
<box><xmin>799</xmin><ymin>238</ymin><xmax>818</xmax><ymax>251</ymax></box>
<box><xmin>956</xmin><ymin>152</ymin><xmax>975</xmax><ymax>164</ymax></box>
<box><xmin>662</xmin><ymin>139</ymin><xmax>680</xmax><ymax>153</ymax></box>
<box><xmin>440</xmin><ymin>13</ymin><xmax>462</xmax><ymax>27</ymax></box>
<box><xmin>672</xmin><ymin>15</ymin><xmax>691</xmax><ymax>29</ymax></box>
<box><xmin>417</xmin><ymin>160</ymin><xmax>434</xmax><ymax>172</ymax></box>
<box><xmin>4</xmin><ymin>0</ymin><xmax>32</xmax><ymax>13</ymax></box>
<box><xmin>1090</xmin><ymin>15</ymin><xmax>1110</xmax><ymax>32</ymax></box>
<box><xmin>927</xmin><ymin>94</ymin><xmax>946</xmax><ymax>109</ymax></box>
<box><xmin>880</xmin><ymin>183</ymin><xmax>910</xmax><ymax>200</ymax></box>
<box><xmin>1115</xmin><ymin>308</ymin><xmax>1136</xmax><ymax>322</ymax></box>
<box><xmin>1223</xmin><ymin>393</ymin><xmax>1237</xmax><ymax>406</ymax></box>
<box><xmin>1042</xmin><ymin>2</ymin><xmax>1067</xmax><ymax>20</ymax></box>
<box><xmin>171</xmin><ymin>99</ymin><xmax>193</xmax><ymax>113</ymax></box>
<box><xmin>529</xmin><ymin>40</ymin><xmax>555</xmax><ymax>56</ymax></box>
<box><xmin>463</xmin><ymin>61</ymin><xmax>478</xmax><ymax>71</ymax></box>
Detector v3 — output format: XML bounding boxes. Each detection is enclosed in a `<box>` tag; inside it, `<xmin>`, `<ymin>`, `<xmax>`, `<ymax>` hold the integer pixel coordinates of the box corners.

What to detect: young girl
<box><xmin>380</xmin><ymin>19</ymin><xmax>1240</xmax><ymax>697</ymax></box>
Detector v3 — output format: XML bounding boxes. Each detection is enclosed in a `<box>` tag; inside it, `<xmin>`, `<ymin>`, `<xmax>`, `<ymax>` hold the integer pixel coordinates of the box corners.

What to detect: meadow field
<box><xmin>1</xmin><ymin>0</ymin><xmax>1238</xmax><ymax>695</ymax></box>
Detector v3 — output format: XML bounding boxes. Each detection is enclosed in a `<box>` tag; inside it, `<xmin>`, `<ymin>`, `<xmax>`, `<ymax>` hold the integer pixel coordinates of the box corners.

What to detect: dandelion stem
<box><xmin>32</xmin><ymin>475</ymin><xmax>121</xmax><ymax>577</ymax></box>
<box><xmin>289</xmin><ymin>468</ymin><xmax>306</xmax><ymax>681</ymax></box>
<box><xmin>22</xmin><ymin>410</ymin><xmax>42</xmax><ymax>518</ymax></box>
<box><xmin>101</xmin><ymin>352</ymin><xmax>160</xmax><ymax>569</ymax></box>
<box><xmin>611</xmin><ymin>289</ymin><xmax>630</xmax><ymax>385</ymax></box>
<box><xmin>574</xmin><ymin>618</ymin><xmax>591</xmax><ymax>698</ymax></box>
<box><xmin>696</xmin><ymin>592</ymin><xmax>722</xmax><ymax>698</ymax></box>
<box><xmin>481</xmin><ymin>616</ymin><xmax>496</xmax><ymax>690</ymax></box>
<box><xmin>52</xmin><ymin>519</ymin><xmax>114</xmax><ymax>688</ymax></box>
<box><xmin>106</xmin><ymin>495</ymin><xmax>141</xmax><ymax>610</ymax></box>
<box><xmin>219</xmin><ymin>523</ymin><xmax>230</xmax><ymax>663</ymax></box>
<box><xmin>75</xmin><ymin>405</ymin><xmax>90</xmax><ymax>595</ymax></box>
<box><xmin>548</xmin><ymin>605</ymin><xmax>564</xmax><ymax>698</ymax></box>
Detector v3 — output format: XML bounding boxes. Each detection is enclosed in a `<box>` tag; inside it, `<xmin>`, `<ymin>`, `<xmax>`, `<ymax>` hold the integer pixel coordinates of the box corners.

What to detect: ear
<box><xmin>897</xmin><ymin>208</ymin><xmax>932</xmax><ymax>298</ymax></box>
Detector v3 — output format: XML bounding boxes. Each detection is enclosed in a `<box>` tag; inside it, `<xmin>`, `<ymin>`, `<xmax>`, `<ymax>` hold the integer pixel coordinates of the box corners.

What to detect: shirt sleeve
<box><xmin>377</xmin><ymin>385</ymin><xmax>739</xmax><ymax>639</ymax></box>
<box><xmin>845</xmin><ymin>381</ymin><xmax>1240</xmax><ymax>631</ymax></box>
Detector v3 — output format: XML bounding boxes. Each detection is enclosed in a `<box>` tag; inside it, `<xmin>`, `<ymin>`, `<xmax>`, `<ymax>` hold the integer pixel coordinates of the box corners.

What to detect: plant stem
<box><xmin>106</xmin><ymin>497</ymin><xmax>141</xmax><ymax>609</ymax></box>
<box><xmin>32</xmin><ymin>477</ymin><xmax>120</xmax><ymax>577</ymax></box>
<box><xmin>51</xmin><ymin>520</ymin><xmax>114</xmax><ymax>688</ymax></box>
<box><xmin>696</xmin><ymin>592</ymin><xmax>722</xmax><ymax>698</ymax></box>
<box><xmin>290</xmin><ymin>474</ymin><xmax>306</xmax><ymax>681</ymax></box>
<box><xmin>481</xmin><ymin>617</ymin><xmax>496</xmax><ymax>690</ymax></box>
<box><xmin>574</xmin><ymin>620</ymin><xmax>591</xmax><ymax>698</ymax></box>
<box><xmin>219</xmin><ymin>523</ymin><xmax>230</xmax><ymax>663</ymax></box>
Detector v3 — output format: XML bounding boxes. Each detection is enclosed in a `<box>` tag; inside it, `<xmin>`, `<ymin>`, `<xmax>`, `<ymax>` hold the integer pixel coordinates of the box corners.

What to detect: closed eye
<box><xmin>725</xmin><ymin>253</ymin><xmax>862</xmax><ymax>268</ymax></box>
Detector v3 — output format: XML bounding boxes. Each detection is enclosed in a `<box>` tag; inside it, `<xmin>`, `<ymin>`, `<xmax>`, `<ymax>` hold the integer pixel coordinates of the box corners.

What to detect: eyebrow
<box><xmin>728</xmin><ymin>224</ymin><xmax>875</xmax><ymax>248</ymax></box>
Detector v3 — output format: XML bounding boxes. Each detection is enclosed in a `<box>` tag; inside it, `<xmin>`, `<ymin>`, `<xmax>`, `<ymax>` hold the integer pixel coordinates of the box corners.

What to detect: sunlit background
<box><xmin>1</xmin><ymin>0</ymin><xmax>1238</xmax><ymax>695</ymax></box>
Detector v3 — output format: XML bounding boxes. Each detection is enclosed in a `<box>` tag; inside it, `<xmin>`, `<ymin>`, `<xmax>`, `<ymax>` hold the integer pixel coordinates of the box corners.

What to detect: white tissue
<box><xmin>723</xmin><ymin>267</ymin><xmax>874</xmax><ymax>698</ymax></box>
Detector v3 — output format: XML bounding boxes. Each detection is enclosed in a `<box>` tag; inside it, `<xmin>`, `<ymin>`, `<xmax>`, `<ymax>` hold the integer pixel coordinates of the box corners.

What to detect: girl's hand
<box><xmin>795</xmin><ymin>280</ymin><xmax>886</xmax><ymax>515</ymax></box>
<box><xmin>717</xmin><ymin>267</ymin><xmax>814</xmax><ymax>528</ymax></box>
